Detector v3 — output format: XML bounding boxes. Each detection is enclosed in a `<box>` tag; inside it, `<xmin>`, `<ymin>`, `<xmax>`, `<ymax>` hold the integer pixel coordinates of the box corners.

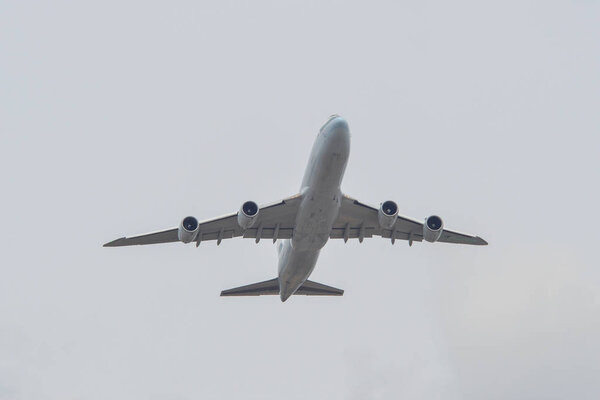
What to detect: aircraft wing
<box><xmin>103</xmin><ymin>194</ymin><xmax>303</xmax><ymax>247</ymax></box>
<box><xmin>331</xmin><ymin>194</ymin><xmax>487</xmax><ymax>245</ymax></box>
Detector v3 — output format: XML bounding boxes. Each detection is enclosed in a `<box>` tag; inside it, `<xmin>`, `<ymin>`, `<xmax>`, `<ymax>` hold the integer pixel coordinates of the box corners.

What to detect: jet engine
<box><xmin>237</xmin><ymin>201</ymin><xmax>259</xmax><ymax>229</ymax></box>
<box><xmin>378</xmin><ymin>200</ymin><xmax>398</xmax><ymax>229</ymax></box>
<box><xmin>423</xmin><ymin>215</ymin><xmax>444</xmax><ymax>242</ymax></box>
<box><xmin>178</xmin><ymin>216</ymin><xmax>199</xmax><ymax>243</ymax></box>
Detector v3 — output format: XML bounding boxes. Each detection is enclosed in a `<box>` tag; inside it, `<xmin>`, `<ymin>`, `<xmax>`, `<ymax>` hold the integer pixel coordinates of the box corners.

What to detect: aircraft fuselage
<box><xmin>277</xmin><ymin>116</ymin><xmax>350</xmax><ymax>301</ymax></box>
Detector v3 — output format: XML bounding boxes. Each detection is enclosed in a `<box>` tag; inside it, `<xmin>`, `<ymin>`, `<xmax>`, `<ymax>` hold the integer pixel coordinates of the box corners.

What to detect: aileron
<box><xmin>103</xmin><ymin>228</ymin><xmax>179</xmax><ymax>247</ymax></box>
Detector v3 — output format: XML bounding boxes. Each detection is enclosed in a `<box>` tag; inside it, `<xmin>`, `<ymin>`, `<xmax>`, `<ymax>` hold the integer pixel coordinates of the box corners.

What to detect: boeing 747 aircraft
<box><xmin>104</xmin><ymin>115</ymin><xmax>487</xmax><ymax>301</ymax></box>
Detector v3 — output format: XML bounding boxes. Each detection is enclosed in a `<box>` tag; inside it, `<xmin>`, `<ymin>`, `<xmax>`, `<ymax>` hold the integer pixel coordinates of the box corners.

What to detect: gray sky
<box><xmin>1</xmin><ymin>0</ymin><xmax>599</xmax><ymax>399</ymax></box>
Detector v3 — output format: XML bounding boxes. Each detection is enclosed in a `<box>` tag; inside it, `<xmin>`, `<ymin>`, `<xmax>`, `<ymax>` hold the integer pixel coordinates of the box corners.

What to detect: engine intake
<box><xmin>237</xmin><ymin>201</ymin><xmax>259</xmax><ymax>229</ymax></box>
<box><xmin>423</xmin><ymin>215</ymin><xmax>443</xmax><ymax>242</ymax></box>
<box><xmin>178</xmin><ymin>216</ymin><xmax>199</xmax><ymax>243</ymax></box>
<box><xmin>378</xmin><ymin>200</ymin><xmax>398</xmax><ymax>229</ymax></box>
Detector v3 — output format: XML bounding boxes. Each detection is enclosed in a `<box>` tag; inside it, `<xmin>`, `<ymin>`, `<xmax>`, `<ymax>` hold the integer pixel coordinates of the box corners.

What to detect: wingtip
<box><xmin>103</xmin><ymin>237</ymin><xmax>126</xmax><ymax>247</ymax></box>
<box><xmin>477</xmin><ymin>236</ymin><xmax>488</xmax><ymax>246</ymax></box>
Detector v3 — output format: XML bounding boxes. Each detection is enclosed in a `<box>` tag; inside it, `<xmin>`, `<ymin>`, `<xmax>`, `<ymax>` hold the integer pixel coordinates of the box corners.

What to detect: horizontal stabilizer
<box><xmin>295</xmin><ymin>280</ymin><xmax>344</xmax><ymax>296</ymax></box>
<box><xmin>220</xmin><ymin>278</ymin><xmax>343</xmax><ymax>297</ymax></box>
<box><xmin>220</xmin><ymin>278</ymin><xmax>280</xmax><ymax>296</ymax></box>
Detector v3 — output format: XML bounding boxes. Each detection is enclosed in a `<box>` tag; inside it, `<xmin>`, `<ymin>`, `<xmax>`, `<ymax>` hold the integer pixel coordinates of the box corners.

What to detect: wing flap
<box><xmin>242</xmin><ymin>227</ymin><xmax>294</xmax><ymax>239</ymax></box>
<box><xmin>329</xmin><ymin>227</ymin><xmax>376</xmax><ymax>239</ymax></box>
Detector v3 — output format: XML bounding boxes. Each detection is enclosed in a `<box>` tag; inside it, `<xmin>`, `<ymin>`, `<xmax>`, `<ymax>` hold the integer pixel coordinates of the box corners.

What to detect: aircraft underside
<box><xmin>104</xmin><ymin>115</ymin><xmax>487</xmax><ymax>302</ymax></box>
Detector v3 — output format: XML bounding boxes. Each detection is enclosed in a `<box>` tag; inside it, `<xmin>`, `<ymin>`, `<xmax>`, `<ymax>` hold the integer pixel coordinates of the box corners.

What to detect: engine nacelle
<box><xmin>178</xmin><ymin>216</ymin><xmax>199</xmax><ymax>243</ymax></box>
<box><xmin>423</xmin><ymin>215</ymin><xmax>444</xmax><ymax>242</ymax></box>
<box><xmin>237</xmin><ymin>201</ymin><xmax>259</xmax><ymax>230</ymax></box>
<box><xmin>378</xmin><ymin>200</ymin><xmax>398</xmax><ymax>229</ymax></box>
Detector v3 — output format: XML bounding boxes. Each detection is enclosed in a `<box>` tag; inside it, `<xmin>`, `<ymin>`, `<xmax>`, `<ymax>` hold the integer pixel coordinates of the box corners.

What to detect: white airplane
<box><xmin>104</xmin><ymin>115</ymin><xmax>487</xmax><ymax>301</ymax></box>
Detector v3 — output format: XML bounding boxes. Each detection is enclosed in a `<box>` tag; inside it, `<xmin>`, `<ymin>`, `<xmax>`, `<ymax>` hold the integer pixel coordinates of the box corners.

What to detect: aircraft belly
<box><xmin>277</xmin><ymin>115</ymin><xmax>349</xmax><ymax>301</ymax></box>
<box><xmin>277</xmin><ymin>192</ymin><xmax>341</xmax><ymax>300</ymax></box>
<box><xmin>278</xmin><ymin>247</ymin><xmax>320</xmax><ymax>301</ymax></box>
<box><xmin>292</xmin><ymin>193</ymin><xmax>340</xmax><ymax>251</ymax></box>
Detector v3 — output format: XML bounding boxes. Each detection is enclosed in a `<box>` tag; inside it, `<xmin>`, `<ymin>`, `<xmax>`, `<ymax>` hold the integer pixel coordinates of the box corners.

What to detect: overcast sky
<box><xmin>1</xmin><ymin>1</ymin><xmax>599</xmax><ymax>399</ymax></box>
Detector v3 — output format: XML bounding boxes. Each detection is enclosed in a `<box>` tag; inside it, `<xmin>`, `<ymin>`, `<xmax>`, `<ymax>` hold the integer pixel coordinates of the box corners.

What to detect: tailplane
<box><xmin>220</xmin><ymin>278</ymin><xmax>343</xmax><ymax>297</ymax></box>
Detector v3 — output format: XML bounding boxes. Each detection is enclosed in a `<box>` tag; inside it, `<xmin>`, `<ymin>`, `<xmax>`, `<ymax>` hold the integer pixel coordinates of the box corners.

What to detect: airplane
<box><xmin>104</xmin><ymin>115</ymin><xmax>487</xmax><ymax>302</ymax></box>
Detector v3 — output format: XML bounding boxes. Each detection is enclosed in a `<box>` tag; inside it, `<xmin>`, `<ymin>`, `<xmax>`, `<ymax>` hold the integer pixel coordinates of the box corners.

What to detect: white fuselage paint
<box><xmin>277</xmin><ymin>116</ymin><xmax>350</xmax><ymax>301</ymax></box>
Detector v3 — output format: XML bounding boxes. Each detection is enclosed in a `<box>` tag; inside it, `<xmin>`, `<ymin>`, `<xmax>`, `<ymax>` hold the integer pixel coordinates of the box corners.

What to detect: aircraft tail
<box><xmin>220</xmin><ymin>278</ymin><xmax>343</xmax><ymax>297</ymax></box>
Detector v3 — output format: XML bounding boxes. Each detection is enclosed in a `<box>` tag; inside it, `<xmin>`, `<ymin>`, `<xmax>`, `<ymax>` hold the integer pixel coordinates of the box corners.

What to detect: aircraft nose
<box><xmin>324</xmin><ymin>116</ymin><xmax>350</xmax><ymax>142</ymax></box>
<box><xmin>327</xmin><ymin>116</ymin><xmax>349</xmax><ymax>135</ymax></box>
<box><xmin>324</xmin><ymin>116</ymin><xmax>350</xmax><ymax>151</ymax></box>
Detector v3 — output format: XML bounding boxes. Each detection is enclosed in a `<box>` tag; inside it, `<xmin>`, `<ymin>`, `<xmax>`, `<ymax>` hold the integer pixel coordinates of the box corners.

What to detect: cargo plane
<box><xmin>104</xmin><ymin>116</ymin><xmax>487</xmax><ymax>301</ymax></box>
